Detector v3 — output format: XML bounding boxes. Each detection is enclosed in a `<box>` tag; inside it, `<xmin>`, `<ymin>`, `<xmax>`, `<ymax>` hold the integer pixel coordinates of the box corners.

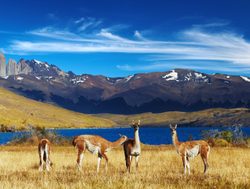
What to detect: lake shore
<box><xmin>1</xmin><ymin>126</ymin><xmax>250</xmax><ymax>145</ymax></box>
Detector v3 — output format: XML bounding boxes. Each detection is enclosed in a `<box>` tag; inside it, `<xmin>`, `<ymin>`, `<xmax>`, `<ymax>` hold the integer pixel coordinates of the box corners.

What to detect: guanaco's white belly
<box><xmin>131</xmin><ymin>145</ymin><xmax>141</xmax><ymax>156</ymax></box>
<box><xmin>186</xmin><ymin>145</ymin><xmax>200</xmax><ymax>158</ymax></box>
<box><xmin>85</xmin><ymin>140</ymin><xmax>100</xmax><ymax>154</ymax></box>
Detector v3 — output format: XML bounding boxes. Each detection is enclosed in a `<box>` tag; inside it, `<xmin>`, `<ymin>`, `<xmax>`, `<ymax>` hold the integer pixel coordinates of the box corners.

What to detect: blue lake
<box><xmin>0</xmin><ymin>126</ymin><xmax>250</xmax><ymax>145</ymax></box>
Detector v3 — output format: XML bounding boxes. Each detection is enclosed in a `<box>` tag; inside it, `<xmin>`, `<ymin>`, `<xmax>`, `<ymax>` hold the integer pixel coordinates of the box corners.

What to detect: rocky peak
<box><xmin>25</xmin><ymin>59</ymin><xmax>67</xmax><ymax>78</ymax></box>
<box><xmin>0</xmin><ymin>53</ymin><xmax>6</xmax><ymax>78</ymax></box>
<box><xmin>6</xmin><ymin>59</ymin><xmax>18</xmax><ymax>76</ymax></box>
<box><xmin>17</xmin><ymin>59</ymin><xmax>32</xmax><ymax>75</ymax></box>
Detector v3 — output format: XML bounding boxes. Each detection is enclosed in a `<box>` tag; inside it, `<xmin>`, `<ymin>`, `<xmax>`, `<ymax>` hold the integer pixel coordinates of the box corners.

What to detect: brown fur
<box><xmin>123</xmin><ymin>120</ymin><xmax>141</xmax><ymax>173</ymax></box>
<box><xmin>170</xmin><ymin>124</ymin><xmax>210</xmax><ymax>174</ymax></box>
<box><xmin>72</xmin><ymin>135</ymin><xmax>127</xmax><ymax>172</ymax></box>
<box><xmin>38</xmin><ymin>138</ymin><xmax>52</xmax><ymax>171</ymax></box>
<box><xmin>123</xmin><ymin>139</ymin><xmax>135</xmax><ymax>172</ymax></box>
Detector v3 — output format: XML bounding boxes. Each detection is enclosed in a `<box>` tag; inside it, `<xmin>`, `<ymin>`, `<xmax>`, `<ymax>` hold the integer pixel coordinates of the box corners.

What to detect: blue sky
<box><xmin>1</xmin><ymin>0</ymin><xmax>250</xmax><ymax>77</ymax></box>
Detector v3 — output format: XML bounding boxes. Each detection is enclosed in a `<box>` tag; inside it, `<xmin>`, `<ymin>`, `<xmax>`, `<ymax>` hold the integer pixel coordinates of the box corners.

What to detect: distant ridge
<box><xmin>1</xmin><ymin>52</ymin><xmax>250</xmax><ymax>114</ymax></box>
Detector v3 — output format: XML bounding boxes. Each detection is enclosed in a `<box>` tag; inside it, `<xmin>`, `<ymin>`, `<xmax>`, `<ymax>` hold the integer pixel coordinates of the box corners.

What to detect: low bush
<box><xmin>202</xmin><ymin>126</ymin><xmax>248</xmax><ymax>147</ymax></box>
<box><xmin>9</xmin><ymin>126</ymin><xmax>71</xmax><ymax>145</ymax></box>
<box><xmin>213</xmin><ymin>138</ymin><xmax>231</xmax><ymax>147</ymax></box>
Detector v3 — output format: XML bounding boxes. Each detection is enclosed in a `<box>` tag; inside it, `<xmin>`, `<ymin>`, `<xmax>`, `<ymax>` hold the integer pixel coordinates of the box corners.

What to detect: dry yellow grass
<box><xmin>0</xmin><ymin>145</ymin><xmax>249</xmax><ymax>189</ymax></box>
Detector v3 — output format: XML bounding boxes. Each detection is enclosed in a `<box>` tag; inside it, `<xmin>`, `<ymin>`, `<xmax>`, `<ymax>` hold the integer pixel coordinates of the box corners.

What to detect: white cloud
<box><xmin>74</xmin><ymin>17</ymin><xmax>102</xmax><ymax>32</ymax></box>
<box><xmin>74</xmin><ymin>17</ymin><xmax>85</xmax><ymax>24</ymax></box>
<box><xmin>134</xmin><ymin>30</ymin><xmax>147</xmax><ymax>41</ymax></box>
<box><xmin>6</xmin><ymin>24</ymin><xmax>250</xmax><ymax>72</ymax></box>
<box><xmin>97</xmin><ymin>29</ymin><xmax>134</xmax><ymax>43</ymax></box>
<box><xmin>27</xmin><ymin>27</ymin><xmax>103</xmax><ymax>43</ymax></box>
<box><xmin>192</xmin><ymin>21</ymin><xmax>230</xmax><ymax>29</ymax></box>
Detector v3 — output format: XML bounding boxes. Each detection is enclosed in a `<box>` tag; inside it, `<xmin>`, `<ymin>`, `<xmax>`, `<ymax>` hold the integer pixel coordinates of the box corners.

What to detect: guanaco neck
<box><xmin>172</xmin><ymin>131</ymin><xmax>180</xmax><ymax>149</ymax></box>
<box><xmin>110</xmin><ymin>137</ymin><xmax>126</xmax><ymax>148</ymax></box>
<box><xmin>134</xmin><ymin>129</ymin><xmax>140</xmax><ymax>146</ymax></box>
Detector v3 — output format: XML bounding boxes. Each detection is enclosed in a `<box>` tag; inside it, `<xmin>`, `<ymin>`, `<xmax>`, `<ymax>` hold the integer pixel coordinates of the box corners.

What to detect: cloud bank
<box><xmin>3</xmin><ymin>18</ymin><xmax>250</xmax><ymax>72</ymax></box>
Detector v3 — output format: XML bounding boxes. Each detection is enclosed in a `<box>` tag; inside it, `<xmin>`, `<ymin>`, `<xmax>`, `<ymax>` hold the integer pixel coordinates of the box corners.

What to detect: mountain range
<box><xmin>1</xmin><ymin>52</ymin><xmax>250</xmax><ymax>114</ymax></box>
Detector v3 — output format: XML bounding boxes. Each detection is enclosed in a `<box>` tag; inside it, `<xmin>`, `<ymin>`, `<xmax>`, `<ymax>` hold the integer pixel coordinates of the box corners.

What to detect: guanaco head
<box><xmin>169</xmin><ymin>124</ymin><xmax>177</xmax><ymax>135</ymax></box>
<box><xmin>131</xmin><ymin>120</ymin><xmax>140</xmax><ymax>131</ymax></box>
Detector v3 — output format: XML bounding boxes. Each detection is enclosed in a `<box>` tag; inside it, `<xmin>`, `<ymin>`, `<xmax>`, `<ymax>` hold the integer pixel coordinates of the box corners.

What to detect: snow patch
<box><xmin>193</xmin><ymin>72</ymin><xmax>209</xmax><ymax>82</ymax></box>
<box><xmin>34</xmin><ymin>59</ymin><xmax>49</xmax><ymax>68</ymax></box>
<box><xmin>194</xmin><ymin>72</ymin><xmax>207</xmax><ymax>79</ymax></box>
<box><xmin>184</xmin><ymin>73</ymin><xmax>192</xmax><ymax>81</ymax></box>
<box><xmin>115</xmin><ymin>79</ymin><xmax>122</xmax><ymax>83</ymax></box>
<box><xmin>162</xmin><ymin>70</ymin><xmax>178</xmax><ymax>81</ymax></box>
<box><xmin>34</xmin><ymin>59</ymin><xmax>43</xmax><ymax>64</ymax></box>
<box><xmin>44</xmin><ymin>76</ymin><xmax>53</xmax><ymax>81</ymax></box>
<box><xmin>240</xmin><ymin>76</ymin><xmax>250</xmax><ymax>82</ymax></box>
<box><xmin>125</xmin><ymin>75</ymin><xmax>134</xmax><ymax>82</ymax></box>
<box><xmin>163</xmin><ymin>71</ymin><xmax>209</xmax><ymax>82</ymax></box>
<box><xmin>226</xmin><ymin>76</ymin><xmax>230</xmax><ymax>79</ymax></box>
<box><xmin>71</xmin><ymin>76</ymin><xmax>88</xmax><ymax>84</ymax></box>
<box><xmin>16</xmin><ymin>76</ymin><xmax>23</xmax><ymax>81</ymax></box>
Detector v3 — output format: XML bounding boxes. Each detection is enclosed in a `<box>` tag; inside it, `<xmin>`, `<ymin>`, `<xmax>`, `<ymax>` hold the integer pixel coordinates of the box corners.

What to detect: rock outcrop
<box><xmin>0</xmin><ymin>53</ymin><xmax>6</xmax><ymax>78</ymax></box>
<box><xmin>17</xmin><ymin>59</ymin><xmax>32</xmax><ymax>75</ymax></box>
<box><xmin>6</xmin><ymin>59</ymin><xmax>18</xmax><ymax>76</ymax></box>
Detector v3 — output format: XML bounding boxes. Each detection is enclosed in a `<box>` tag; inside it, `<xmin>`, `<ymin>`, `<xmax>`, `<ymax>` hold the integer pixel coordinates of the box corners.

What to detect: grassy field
<box><xmin>0</xmin><ymin>87</ymin><xmax>115</xmax><ymax>130</ymax></box>
<box><xmin>0</xmin><ymin>145</ymin><xmax>249</xmax><ymax>189</ymax></box>
<box><xmin>97</xmin><ymin>108</ymin><xmax>250</xmax><ymax>127</ymax></box>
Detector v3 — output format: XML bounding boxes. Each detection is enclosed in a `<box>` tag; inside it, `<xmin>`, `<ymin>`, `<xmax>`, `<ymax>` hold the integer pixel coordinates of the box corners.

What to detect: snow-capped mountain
<box><xmin>1</xmin><ymin>53</ymin><xmax>250</xmax><ymax>114</ymax></box>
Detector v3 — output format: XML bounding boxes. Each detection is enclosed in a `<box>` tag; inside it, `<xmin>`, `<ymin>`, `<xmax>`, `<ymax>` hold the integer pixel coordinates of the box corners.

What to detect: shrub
<box><xmin>220</xmin><ymin>131</ymin><xmax>233</xmax><ymax>143</ymax></box>
<box><xmin>202</xmin><ymin>126</ymin><xmax>248</xmax><ymax>147</ymax></box>
<box><xmin>213</xmin><ymin>138</ymin><xmax>230</xmax><ymax>147</ymax></box>
<box><xmin>0</xmin><ymin>124</ymin><xmax>16</xmax><ymax>132</ymax></box>
<box><xmin>9</xmin><ymin>126</ymin><xmax>71</xmax><ymax>145</ymax></box>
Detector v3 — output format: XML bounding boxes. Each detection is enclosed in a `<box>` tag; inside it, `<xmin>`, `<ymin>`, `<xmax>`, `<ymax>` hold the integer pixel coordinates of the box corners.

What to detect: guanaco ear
<box><xmin>174</xmin><ymin>124</ymin><xmax>177</xmax><ymax>129</ymax></box>
<box><xmin>132</xmin><ymin>120</ymin><xmax>135</xmax><ymax>125</ymax></box>
<box><xmin>169</xmin><ymin>124</ymin><xmax>173</xmax><ymax>129</ymax></box>
<box><xmin>138</xmin><ymin>120</ymin><xmax>141</xmax><ymax>126</ymax></box>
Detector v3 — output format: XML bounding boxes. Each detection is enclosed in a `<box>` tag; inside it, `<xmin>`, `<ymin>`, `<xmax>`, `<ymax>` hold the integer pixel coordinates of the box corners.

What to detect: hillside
<box><xmin>0</xmin><ymin>87</ymin><xmax>115</xmax><ymax>130</ymax></box>
<box><xmin>97</xmin><ymin>108</ymin><xmax>250</xmax><ymax>127</ymax></box>
<box><xmin>1</xmin><ymin>85</ymin><xmax>250</xmax><ymax>129</ymax></box>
